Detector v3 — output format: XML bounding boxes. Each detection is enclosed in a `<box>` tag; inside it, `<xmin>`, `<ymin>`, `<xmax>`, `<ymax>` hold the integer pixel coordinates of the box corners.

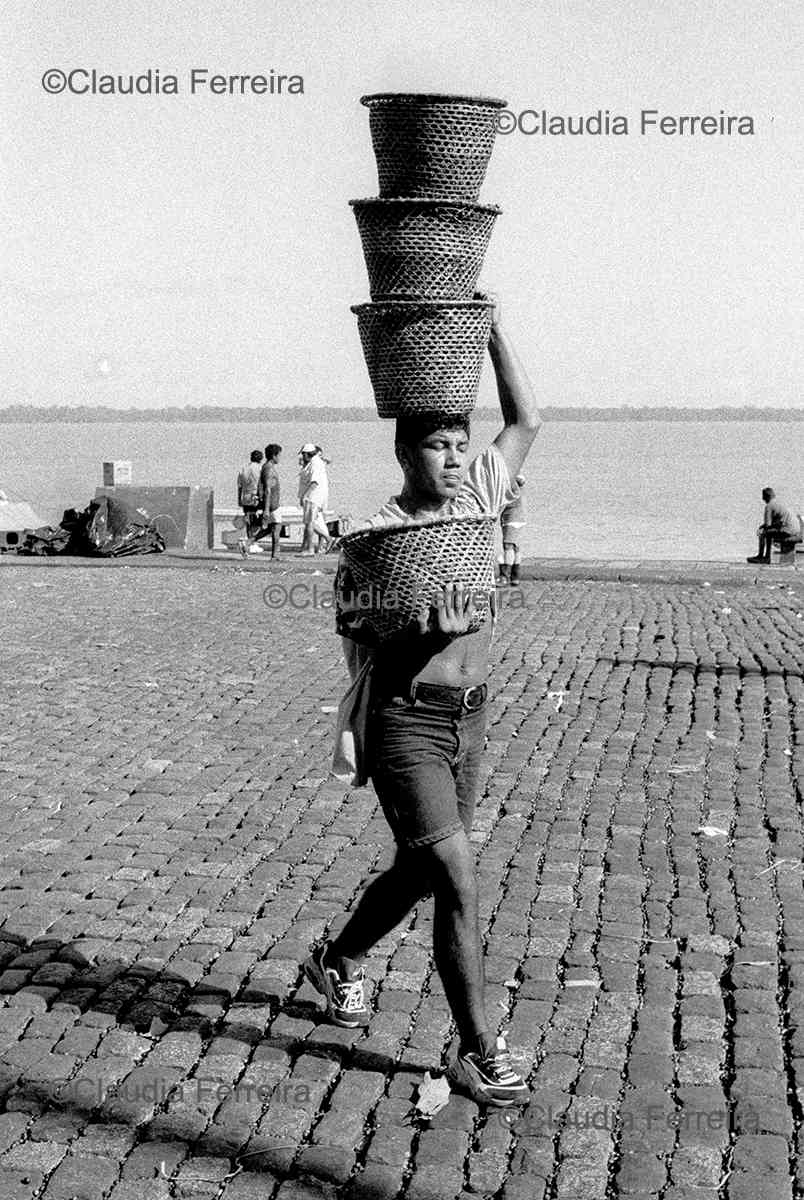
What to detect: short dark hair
<box><xmin>394</xmin><ymin>413</ymin><xmax>471</xmax><ymax>450</ymax></box>
<box><xmin>762</xmin><ymin>486</ymin><xmax>774</xmax><ymax>501</ymax></box>
<box><xmin>250</xmin><ymin>449</ymin><xmax>263</xmax><ymax>462</ymax></box>
<box><xmin>265</xmin><ymin>443</ymin><xmax>282</xmax><ymax>460</ymax></box>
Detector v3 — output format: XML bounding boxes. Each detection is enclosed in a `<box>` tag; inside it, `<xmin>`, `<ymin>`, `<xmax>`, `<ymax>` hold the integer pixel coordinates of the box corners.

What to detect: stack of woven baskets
<box><xmin>340</xmin><ymin>93</ymin><xmax>507</xmax><ymax>642</ymax></box>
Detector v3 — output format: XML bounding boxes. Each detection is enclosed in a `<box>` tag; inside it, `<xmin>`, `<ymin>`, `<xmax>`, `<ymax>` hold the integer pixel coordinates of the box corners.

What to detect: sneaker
<box><xmin>448</xmin><ymin>1034</ymin><xmax>530</xmax><ymax>1107</ymax></box>
<box><xmin>746</xmin><ymin>555</ymin><xmax>769</xmax><ymax>564</ymax></box>
<box><xmin>302</xmin><ymin>942</ymin><xmax>369</xmax><ymax>1028</ymax></box>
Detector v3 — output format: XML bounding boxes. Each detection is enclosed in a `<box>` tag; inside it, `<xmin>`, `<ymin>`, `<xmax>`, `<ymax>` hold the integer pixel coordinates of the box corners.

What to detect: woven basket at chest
<box><xmin>350</xmin><ymin>198</ymin><xmax>501</xmax><ymax>300</ymax></box>
<box><xmin>361</xmin><ymin>93</ymin><xmax>506</xmax><ymax>201</ymax></box>
<box><xmin>338</xmin><ymin>514</ymin><xmax>496</xmax><ymax>643</ymax></box>
<box><xmin>351</xmin><ymin>300</ymin><xmax>493</xmax><ymax>417</ymax></box>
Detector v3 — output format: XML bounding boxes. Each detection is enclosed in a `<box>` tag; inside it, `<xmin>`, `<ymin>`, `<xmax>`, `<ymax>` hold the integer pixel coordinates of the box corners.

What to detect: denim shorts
<box><xmin>369</xmin><ymin>698</ymin><xmax>487</xmax><ymax>849</ymax></box>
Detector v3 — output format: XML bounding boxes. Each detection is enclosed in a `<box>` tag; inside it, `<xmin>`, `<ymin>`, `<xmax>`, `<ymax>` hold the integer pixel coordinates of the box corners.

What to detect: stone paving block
<box><xmin>728</xmin><ymin>1178</ymin><xmax>794</xmax><ymax>1200</ymax></box>
<box><xmin>0</xmin><ymin>1168</ymin><xmax>47</xmax><ymax>1200</ymax></box>
<box><xmin>0</xmin><ymin>1112</ymin><xmax>31</xmax><ymax>1152</ymax></box>
<box><xmin>406</xmin><ymin>1163</ymin><xmax>464</xmax><ymax>1200</ymax></box>
<box><xmin>28</xmin><ymin>1109</ymin><xmax>84</xmax><ymax>1145</ymax></box>
<box><xmin>219</xmin><ymin>1174</ymin><xmax>278</xmax><ymax>1200</ymax></box>
<box><xmin>669</xmin><ymin>1143</ymin><xmax>723</xmax><ymax>1188</ymax></box>
<box><xmin>41</xmin><ymin>1152</ymin><xmax>120</xmax><ymax>1199</ymax></box>
<box><xmin>344</xmin><ymin>1161</ymin><xmax>406</xmax><ymax>1199</ymax></box>
<box><xmin>274</xmin><ymin>1179</ymin><xmax>339</xmax><ymax>1200</ymax></box>
<box><xmin>120</xmin><ymin>1140</ymin><xmax>188</xmax><ymax>1179</ymax></box>
<box><xmin>2</xmin><ymin>1136</ymin><xmax>69</xmax><ymax>1173</ymax></box>
<box><xmin>108</xmin><ymin>1182</ymin><xmax>172</xmax><ymax>1200</ymax></box>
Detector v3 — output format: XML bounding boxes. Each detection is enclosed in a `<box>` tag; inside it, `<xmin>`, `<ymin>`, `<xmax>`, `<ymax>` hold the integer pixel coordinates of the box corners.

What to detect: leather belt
<box><xmin>408</xmin><ymin>681</ymin><xmax>488</xmax><ymax>713</ymax></box>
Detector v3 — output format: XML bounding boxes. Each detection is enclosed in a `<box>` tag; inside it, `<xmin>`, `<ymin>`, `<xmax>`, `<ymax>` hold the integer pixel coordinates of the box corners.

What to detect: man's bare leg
<box><xmin>427</xmin><ymin>831</ymin><xmax>489</xmax><ymax>1051</ymax></box>
<box><xmin>328</xmin><ymin>831</ymin><xmax>489</xmax><ymax>1052</ymax></box>
<box><xmin>748</xmin><ymin>530</ymin><xmax>771</xmax><ymax>563</ymax></box>
<box><xmin>300</xmin><ymin>518</ymin><xmax>315</xmax><ymax>555</ymax></box>
<box><xmin>327</xmin><ymin>847</ymin><xmax>432</xmax><ymax>966</ymax></box>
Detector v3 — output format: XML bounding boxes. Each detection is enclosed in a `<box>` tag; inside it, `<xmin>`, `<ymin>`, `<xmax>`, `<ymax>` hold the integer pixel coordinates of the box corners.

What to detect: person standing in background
<box><xmin>298</xmin><ymin>443</ymin><xmax>332</xmax><ymax>555</ymax></box>
<box><xmin>236</xmin><ymin>449</ymin><xmax>263</xmax><ymax>538</ymax></box>
<box><xmin>253</xmin><ymin>443</ymin><xmax>283</xmax><ymax>560</ymax></box>
<box><xmin>498</xmin><ymin>474</ymin><xmax>526</xmax><ymax>584</ymax></box>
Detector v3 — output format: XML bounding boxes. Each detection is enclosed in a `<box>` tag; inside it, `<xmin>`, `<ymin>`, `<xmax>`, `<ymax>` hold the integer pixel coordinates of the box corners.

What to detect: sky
<box><xmin>3</xmin><ymin>0</ymin><xmax>802</xmax><ymax>409</ymax></box>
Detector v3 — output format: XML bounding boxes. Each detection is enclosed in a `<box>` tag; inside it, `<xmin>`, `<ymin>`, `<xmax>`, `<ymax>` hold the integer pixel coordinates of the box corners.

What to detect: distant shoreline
<box><xmin>1</xmin><ymin>405</ymin><xmax>802</xmax><ymax>424</ymax></box>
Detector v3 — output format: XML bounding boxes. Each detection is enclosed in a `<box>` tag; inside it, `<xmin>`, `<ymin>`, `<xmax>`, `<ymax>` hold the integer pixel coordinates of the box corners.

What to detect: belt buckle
<box><xmin>462</xmin><ymin>685</ymin><xmax>485</xmax><ymax>712</ymax></box>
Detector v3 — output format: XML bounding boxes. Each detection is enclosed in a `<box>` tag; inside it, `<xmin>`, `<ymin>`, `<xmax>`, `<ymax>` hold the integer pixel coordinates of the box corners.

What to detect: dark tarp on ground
<box><xmin>19</xmin><ymin>496</ymin><xmax>166</xmax><ymax>557</ymax></box>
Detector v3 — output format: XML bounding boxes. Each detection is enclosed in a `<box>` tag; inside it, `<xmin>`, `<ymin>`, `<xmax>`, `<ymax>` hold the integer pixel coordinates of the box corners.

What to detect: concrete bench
<box><xmin>770</xmin><ymin>514</ymin><xmax>804</xmax><ymax>567</ymax></box>
<box><xmin>215</xmin><ymin>506</ymin><xmax>349</xmax><ymax>550</ymax></box>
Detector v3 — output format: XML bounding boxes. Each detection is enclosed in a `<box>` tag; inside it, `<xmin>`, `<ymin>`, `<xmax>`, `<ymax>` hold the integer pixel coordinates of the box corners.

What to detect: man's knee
<box><xmin>423</xmin><ymin>833</ymin><xmax>477</xmax><ymax>905</ymax></box>
<box><xmin>391</xmin><ymin>846</ymin><xmax>433</xmax><ymax>898</ymax></box>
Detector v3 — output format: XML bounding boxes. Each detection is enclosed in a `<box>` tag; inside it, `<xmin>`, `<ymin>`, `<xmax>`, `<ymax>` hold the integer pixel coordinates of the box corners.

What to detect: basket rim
<box><xmin>340</xmin><ymin>511</ymin><xmax>496</xmax><ymax>550</ymax></box>
<box><xmin>350</xmin><ymin>300</ymin><xmax>494</xmax><ymax>315</ymax></box>
<box><xmin>349</xmin><ymin>197</ymin><xmax>502</xmax><ymax>215</ymax></box>
<box><xmin>361</xmin><ymin>92</ymin><xmax>507</xmax><ymax>109</ymax></box>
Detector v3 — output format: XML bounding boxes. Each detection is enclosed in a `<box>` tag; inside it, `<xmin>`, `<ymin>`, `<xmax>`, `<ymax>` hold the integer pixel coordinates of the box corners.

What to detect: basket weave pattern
<box><xmin>351</xmin><ymin>199</ymin><xmax>500</xmax><ymax>300</ymax></box>
<box><xmin>338</xmin><ymin>514</ymin><xmax>496</xmax><ymax>642</ymax></box>
<box><xmin>351</xmin><ymin>301</ymin><xmax>493</xmax><ymax>416</ymax></box>
<box><xmin>362</xmin><ymin>95</ymin><xmax>505</xmax><ymax>201</ymax></box>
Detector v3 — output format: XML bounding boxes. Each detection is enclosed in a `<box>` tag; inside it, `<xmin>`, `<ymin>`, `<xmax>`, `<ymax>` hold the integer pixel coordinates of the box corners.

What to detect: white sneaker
<box><xmin>302</xmin><ymin>942</ymin><xmax>369</xmax><ymax>1028</ymax></box>
<box><xmin>448</xmin><ymin>1035</ymin><xmax>530</xmax><ymax>1107</ymax></box>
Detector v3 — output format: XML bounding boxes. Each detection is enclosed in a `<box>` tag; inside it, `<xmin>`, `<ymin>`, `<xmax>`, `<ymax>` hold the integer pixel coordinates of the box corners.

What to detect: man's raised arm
<box><xmin>484</xmin><ymin>297</ymin><xmax>541</xmax><ymax>481</ymax></box>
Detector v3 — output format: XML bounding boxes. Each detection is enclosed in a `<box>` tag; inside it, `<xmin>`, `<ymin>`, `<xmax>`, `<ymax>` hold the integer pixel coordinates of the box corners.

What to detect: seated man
<box><xmin>747</xmin><ymin>487</ymin><xmax>802</xmax><ymax>563</ymax></box>
<box><xmin>303</xmin><ymin>295</ymin><xmax>542</xmax><ymax>1106</ymax></box>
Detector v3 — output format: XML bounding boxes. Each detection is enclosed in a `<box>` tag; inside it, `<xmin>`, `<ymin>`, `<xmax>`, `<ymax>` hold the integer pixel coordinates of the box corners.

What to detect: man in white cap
<box><xmin>298</xmin><ymin>444</ymin><xmax>332</xmax><ymax>554</ymax></box>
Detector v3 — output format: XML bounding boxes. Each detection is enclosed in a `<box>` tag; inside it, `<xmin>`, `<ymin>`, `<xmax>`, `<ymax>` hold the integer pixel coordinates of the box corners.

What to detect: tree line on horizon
<box><xmin>0</xmin><ymin>404</ymin><xmax>802</xmax><ymax>423</ymax></box>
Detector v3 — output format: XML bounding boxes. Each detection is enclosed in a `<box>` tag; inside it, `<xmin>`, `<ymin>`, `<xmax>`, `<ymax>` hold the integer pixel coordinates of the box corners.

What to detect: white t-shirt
<box><xmin>362</xmin><ymin>442</ymin><xmax>519</xmax><ymax>528</ymax></box>
<box><xmin>298</xmin><ymin>455</ymin><xmax>329</xmax><ymax>509</ymax></box>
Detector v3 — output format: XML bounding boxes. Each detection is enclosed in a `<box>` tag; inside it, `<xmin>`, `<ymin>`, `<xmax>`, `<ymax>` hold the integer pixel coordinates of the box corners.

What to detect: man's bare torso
<box><xmin>373</xmin><ymin>617</ymin><xmax>491</xmax><ymax>691</ymax></box>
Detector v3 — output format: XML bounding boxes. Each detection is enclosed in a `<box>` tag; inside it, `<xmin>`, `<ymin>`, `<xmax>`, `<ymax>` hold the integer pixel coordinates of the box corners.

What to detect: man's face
<box><xmin>398</xmin><ymin>428</ymin><xmax>470</xmax><ymax>501</ymax></box>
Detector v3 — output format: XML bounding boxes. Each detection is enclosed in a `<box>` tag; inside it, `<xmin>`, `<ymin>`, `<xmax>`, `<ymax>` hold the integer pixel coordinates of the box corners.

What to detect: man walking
<box><xmin>298</xmin><ymin>444</ymin><xmax>332</xmax><ymax>555</ymax></box>
<box><xmin>236</xmin><ymin>449</ymin><xmax>263</xmax><ymax>538</ymax></box>
<box><xmin>747</xmin><ymin>487</ymin><xmax>802</xmax><ymax>563</ymax></box>
<box><xmin>253</xmin><ymin>443</ymin><xmax>283</xmax><ymax>559</ymax></box>
<box><xmin>303</xmin><ymin>296</ymin><xmax>541</xmax><ymax>1106</ymax></box>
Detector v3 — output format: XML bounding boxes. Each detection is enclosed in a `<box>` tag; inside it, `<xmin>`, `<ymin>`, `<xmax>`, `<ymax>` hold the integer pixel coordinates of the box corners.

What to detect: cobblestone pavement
<box><xmin>1</xmin><ymin>563</ymin><xmax>803</xmax><ymax>1200</ymax></box>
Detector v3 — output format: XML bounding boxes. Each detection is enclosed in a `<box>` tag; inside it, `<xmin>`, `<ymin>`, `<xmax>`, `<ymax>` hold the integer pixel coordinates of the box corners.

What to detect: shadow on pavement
<box><xmin>0</xmin><ymin>927</ymin><xmax>432</xmax><ymax>1195</ymax></box>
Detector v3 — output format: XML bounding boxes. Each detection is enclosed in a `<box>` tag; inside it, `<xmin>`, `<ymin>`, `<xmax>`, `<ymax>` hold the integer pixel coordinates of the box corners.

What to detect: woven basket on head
<box><xmin>351</xmin><ymin>299</ymin><xmax>493</xmax><ymax>417</ymax></box>
<box><xmin>361</xmin><ymin>93</ymin><xmax>506</xmax><ymax>201</ymax></box>
<box><xmin>350</xmin><ymin>197</ymin><xmax>501</xmax><ymax>300</ymax></box>
<box><xmin>337</xmin><ymin>513</ymin><xmax>496</xmax><ymax>643</ymax></box>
